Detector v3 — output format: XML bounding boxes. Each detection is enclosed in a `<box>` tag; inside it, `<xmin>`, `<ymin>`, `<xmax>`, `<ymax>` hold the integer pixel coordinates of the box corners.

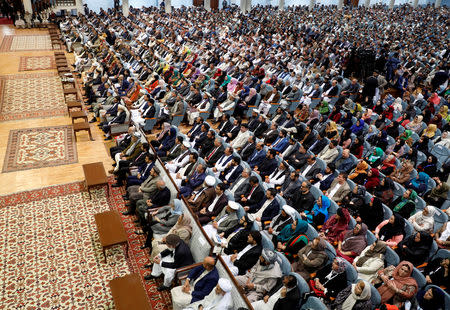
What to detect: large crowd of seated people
<box><xmin>60</xmin><ymin>3</ymin><xmax>449</xmax><ymax>310</ymax></box>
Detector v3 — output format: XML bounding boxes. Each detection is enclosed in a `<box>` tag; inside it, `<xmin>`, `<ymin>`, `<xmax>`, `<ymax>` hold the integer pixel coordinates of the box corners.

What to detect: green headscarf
<box><xmin>368</xmin><ymin>147</ymin><xmax>384</xmax><ymax>163</ymax></box>
<box><xmin>393</xmin><ymin>189</ymin><xmax>418</xmax><ymax>212</ymax></box>
<box><xmin>400</xmin><ymin>129</ymin><xmax>412</xmax><ymax>141</ymax></box>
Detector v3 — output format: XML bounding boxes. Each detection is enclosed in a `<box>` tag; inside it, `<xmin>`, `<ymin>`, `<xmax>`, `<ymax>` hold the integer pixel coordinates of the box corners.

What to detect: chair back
<box><xmin>384</xmin><ymin>247</ymin><xmax>400</xmax><ymax>267</ymax></box>
<box><xmin>277</xmin><ymin>251</ymin><xmax>292</xmax><ymax>275</ymax></box>
<box><xmin>412</xmin><ymin>267</ymin><xmax>426</xmax><ymax>289</ymax></box>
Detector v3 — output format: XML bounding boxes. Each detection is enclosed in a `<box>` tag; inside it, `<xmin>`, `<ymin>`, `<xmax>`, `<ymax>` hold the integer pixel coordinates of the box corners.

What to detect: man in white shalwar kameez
<box><xmin>183</xmin><ymin>278</ymin><xmax>233</xmax><ymax>310</ymax></box>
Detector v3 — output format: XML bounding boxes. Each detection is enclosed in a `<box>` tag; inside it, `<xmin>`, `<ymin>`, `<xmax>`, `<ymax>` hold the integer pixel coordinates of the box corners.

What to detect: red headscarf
<box><xmin>365</xmin><ymin>168</ymin><xmax>380</xmax><ymax>190</ymax></box>
<box><xmin>320</xmin><ymin>208</ymin><xmax>350</xmax><ymax>244</ymax></box>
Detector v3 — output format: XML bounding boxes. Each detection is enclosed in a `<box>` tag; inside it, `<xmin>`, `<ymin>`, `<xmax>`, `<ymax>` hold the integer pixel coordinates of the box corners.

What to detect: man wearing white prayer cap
<box><xmin>188</xmin><ymin>175</ymin><xmax>217</xmax><ymax>212</ymax></box>
<box><xmin>184</xmin><ymin>278</ymin><xmax>233</xmax><ymax>310</ymax></box>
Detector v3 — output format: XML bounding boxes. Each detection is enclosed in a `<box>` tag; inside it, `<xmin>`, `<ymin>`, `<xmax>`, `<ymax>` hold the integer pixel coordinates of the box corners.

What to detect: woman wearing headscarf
<box><xmin>293</xmin><ymin>237</ymin><xmax>328</xmax><ymax>280</ymax></box>
<box><xmin>303</xmin><ymin>195</ymin><xmax>330</xmax><ymax>228</ymax></box>
<box><xmin>364</xmin><ymin>168</ymin><xmax>381</xmax><ymax>192</ymax></box>
<box><xmin>298</xmin><ymin>105</ymin><xmax>310</xmax><ymax>122</ymax></box>
<box><xmin>413</xmin><ymin>286</ymin><xmax>446</xmax><ymax>310</ymax></box>
<box><xmin>263</xmin><ymin>205</ymin><xmax>295</xmax><ymax>245</ymax></box>
<box><xmin>412</xmin><ymin>136</ymin><xmax>431</xmax><ymax>155</ymax></box>
<box><xmin>340</xmin><ymin>111</ymin><xmax>354</xmax><ymax>129</ymax></box>
<box><xmin>358</xmin><ymin>197</ymin><xmax>385</xmax><ymax>231</ymax></box>
<box><xmin>433</xmin><ymin>131</ymin><xmax>450</xmax><ymax>148</ymax></box>
<box><xmin>399</xmin><ymin>128</ymin><xmax>413</xmax><ymax>142</ymax></box>
<box><xmin>350</xmin><ymin>119</ymin><xmax>365</xmax><ymax>135</ymax></box>
<box><xmin>392</xmin><ymin>189</ymin><xmax>418</xmax><ymax>219</ymax></box>
<box><xmin>349</xmin><ymin>136</ymin><xmax>364</xmax><ymax>159</ymax></box>
<box><xmin>325</xmin><ymin>121</ymin><xmax>339</xmax><ymax>140</ymax></box>
<box><xmin>424</xmin><ymin>177</ymin><xmax>450</xmax><ymax>207</ymax></box>
<box><xmin>320</xmin><ymin>207</ymin><xmax>351</xmax><ymax>245</ymax></box>
<box><xmin>318</xmin><ymin>99</ymin><xmax>330</xmax><ymax>115</ymax></box>
<box><xmin>234</xmin><ymin>87</ymin><xmax>257</xmax><ymax>117</ymax></box>
<box><xmin>374</xmin><ymin>177</ymin><xmax>395</xmax><ymax>205</ymax></box>
<box><xmin>329</xmin><ymin>105</ymin><xmax>342</xmax><ymax>123</ymax></box>
<box><xmin>375</xmin><ymin>213</ymin><xmax>405</xmax><ymax>248</ymax></box>
<box><xmin>409</xmin><ymin>206</ymin><xmax>436</xmax><ymax>234</ymax></box>
<box><xmin>387</xmin><ymin>139</ymin><xmax>406</xmax><ymax>158</ymax></box>
<box><xmin>406</xmin><ymin>171</ymin><xmax>430</xmax><ymax>195</ymax></box>
<box><xmin>362</xmin><ymin>109</ymin><xmax>373</xmax><ymax>124</ymax></box>
<box><xmin>400</xmin><ymin>148</ymin><xmax>418</xmax><ymax>166</ymax></box>
<box><xmin>422</xmin><ymin>124</ymin><xmax>438</xmax><ymax>139</ymax></box>
<box><xmin>366</xmin><ymin>147</ymin><xmax>384</xmax><ymax>167</ymax></box>
<box><xmin>423</xmin><ymin>256</ymin><xmax>450</xmax><ymax>288</ymax></box>
<box><xmin>309</xmin><ymin>257</ymin><xmax>348</xmax><ymax>301</ymax></box>
<box><xmin>376</xmin><ymin>261</ymin><xmax>418</xmax><ymax>307</ymax></box>
<box><xmin>391</xmin><ymin>160</ymin><xmax>414</xmax><ymax>185</ymax></box>
<box><xmin>349</xmin><ymin>160</ymin><xmax>369</xmax><ymax>185</ymax></box>
<box><xmin>396</xmin><ymin>232</ymin><xmax>433</xmax><ymax>266</ymax></box>
<box><xmin>276</xmin><ymin>219</ymin><xmax>308</xmax><ymax>256</ymax></box>
<box><xmin>353</xmin><ymin>240</ymin><xmax>387</xmax><ymax>282</ymax></box>
<box><xmin>406</xmin><ymin>115</ymin><xmax>424</xmax><ymax>134</ymax></box>
<box><xmin>379</xmin><ymin>155</ymin><xmax>397</xmax><ymax>176</ymax></box>
<box><xmin>368</xmin><ymin>130</ymin><xmax>389</xmax><ymax>150</ymax></box>
<box><xmin>337</xmin><ymin>223</ymin><xmax>368</xmax><ymax>263</ymax></box>
<box><xmin>434</xmin><ymin>218</ymin><xmax>450</xmax><ymax>249</ymax></box>
<box><xmin>149</xmin><ymin>214</ymin><xmax>192</xmax><ymax>259</ymax></box>
<box><xmin>142</xmin><ymin>199</ymin><xmax>184</xmax><ymax>249</ymax></box>
<box><xmin>339</xmin><ymin>128</ymin><xmax>353</xmax><ymax>149</ymax></box>
<box><xmin>333</xmin><ymin>280</ymin><xmax>372</xmax><ymax>310</ymax></box>
<box><xmin>417</xmin><ymin>155</ymin><xmax>438</xmax><ymax>177</ymax></box>
<box><xmin>386</xmin><ymin>121</ymin><xmax>400</xmax><ymax>139</ymax></box>
<box><xmin>343</xmin><ymin>185</ymin><xmax>366</xmax><ymax>217</ymax></box>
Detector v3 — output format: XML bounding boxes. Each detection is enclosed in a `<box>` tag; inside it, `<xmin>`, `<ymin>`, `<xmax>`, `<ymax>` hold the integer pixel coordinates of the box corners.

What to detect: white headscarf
<box><xmin>341</xmin><ymin>280</ymin><xmax>371</xmax><ymax>310</ymax></box>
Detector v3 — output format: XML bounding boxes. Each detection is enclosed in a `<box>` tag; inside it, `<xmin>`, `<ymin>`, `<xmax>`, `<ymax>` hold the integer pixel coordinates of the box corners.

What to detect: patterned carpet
<box><xmin>0</xmin><ymin>182</ymin><xmax>130</xmax><ymax>309</ymax></box>
<box><xmin>0</xmin><ymin>73</ymin><xmax>66</xmax><ymax>121</ymax></box>
<box><xmin>19</xmin><ymin>55</ymin><xmax>56</xmax><ymax>71</ymax></box>
<box><xmin>2</xmin><ymin>125</ymin><xmax>78</xmax><ymax>173</ymax></box>
<box><xmin>0</xmin><ymin>35</ymin><xmax>52</xmax><ymax>52</ymax></box>
<box><xmin>0</xmin><ymin>179</ymin><xmax>174</xmax><ymax>309</ymax></box>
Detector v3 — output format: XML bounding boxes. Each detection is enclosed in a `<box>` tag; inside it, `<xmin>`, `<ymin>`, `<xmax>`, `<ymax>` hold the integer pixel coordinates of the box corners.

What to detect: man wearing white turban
<box><xmin>184</xmin><ymin>278</ymin><xmax>233</xmax><ymax>310</ymax></box>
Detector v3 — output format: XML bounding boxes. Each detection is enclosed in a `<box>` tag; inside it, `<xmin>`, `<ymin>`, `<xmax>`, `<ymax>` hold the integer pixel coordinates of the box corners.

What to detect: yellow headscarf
<box><xmin>422</xmin><ymin>124</ymin><xmax>437</xmax><ymax>138</ymax></box>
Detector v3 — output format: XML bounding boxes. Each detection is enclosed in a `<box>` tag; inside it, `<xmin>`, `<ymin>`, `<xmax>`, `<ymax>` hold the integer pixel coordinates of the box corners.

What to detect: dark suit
<box><xmin>300</xmin><ymin>163</ymin><xmax>322</xmax><ymax>180</ymax></box>
<box><xmin>187</xmin><ymin>265</ymin><xmax>219</xmax><ymax>303</ymax></box>
<box><xmin>160</xmin><ymin>240</ymin><xmax>194</xmax><ymax>269</ymax></box>
<box><xmin>150</xmin><ymin>187</ymin><xmax>171</xmax><ymax>208</ymax></box>
<box><xmin>180</xmin><ymin>171</ymin><xmax>206</xmax><ymax>197</ymax></box>
<box><xmin>247</xmin><ymin>149</ymin><xmax>266</xmax><ymax>168</ymax></box>
<box><xmin>189</xmin><ymin>186</ymin><xmax>216</xmax><ymax>212</ymax></box>
<box><xmin>197</xmin><ymin>194</ymin><xmax>228</xmax><ymax>225</ymax></box>
<box><xmin>249</xmin><ymin>198</ymin><xmax>280</xmax><ymax>224</ymax></box>
<box><xmin>258</xmin><ymin>158</ymin><xmax>278</xmax><ymax>178</ymax></box>
<box><xmin>273</xmin><ymin>284</ymin><xmax>301</xmax><ymax>310</ymax></box>
<box><xmin>238</xmin><ymin>185</ymin><xmax>264</xmax><ymax>206</ymax></box>
<box><xmin>217</xmin><ymin>120</ymin><xmax>232</xmax><ymax>136</ymax></box>
<box><xmin>234</xmin><ymin>244</ymin><xmax>263</xmax><ymax>275</ymax></box>
<box><xmin>263</xmin><ymin>129</ymin><xmax>279</xmax><ymax>145</ymax></box>
<box><xmin>291</xmin><ymin>190</ymin><xmax>315</xmax><ymax>213</ymax></box>
<box><xmin>220</xmin><ymin>165</ymin><xmax>243</xmax><ymax>185</ymax></box>
<box><xmin>204</xmin><ymin>145</ymin><xmax>225</xmax><ymax>167</ymax></box>
<box><xmin>254</xmin><ymin>122</ymin><xmax>269</xmax><ymax>138</ymax></box>
<box><xmin>239</xmin><ymin>142</ymin><xmax>256</xmax><ymax>161</ymax></box>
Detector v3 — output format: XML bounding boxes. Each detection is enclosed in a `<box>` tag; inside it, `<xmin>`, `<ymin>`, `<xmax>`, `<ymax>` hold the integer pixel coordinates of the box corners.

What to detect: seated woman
<box><xmin>141</xmin><ymin>199</ymin><xmax>183</xmax><ymax>249</ymax></box>
<box><xmin>333</xmin><ymin>280</ymin><xmax>372</xmax><ymax>310</ymax></box>
<box><xmin>325</xmin><ymin>121</ymin><xmax>339</xmax><ymax>140</ymax></box>
<box><xmin>276</xmin><ymin>219</ymin><xmax>308</xmax><ymax>260</ymax></box>
<box><xmin>365</xmin><ymin>147</ymin><xmax>384</xmax><ymax>167</ymax></box>
<box><xmin>149</xmin><ymin>214</ymin><xmax>192</xmax><ymax>260</ymax></box>
<box><xmin>400</xmin><ymin>148</ymin><xmax>418</xmax><ymax>166</ymax></box>
<box><xmin>292</xmin><ymin>237</ymin><xmax>328</xmax><ymax>280</ymax></box>
<box><xmin>417</xmin><ymin>155</ymin><xmax>438</xmax><ymax>178</ymax></box>
<box><xmin>373</xmin><ymin>177</ymin><xmax>395</xmax><ymax>205</ymax></box>
<box><xmin>434</xmin><ymin>216</ymin><xmax>450</xmax><ymax>249</ymax></box>
<box><xmin>378</xmin><ymin>155</ymin><xmax>397</xmax><ymax>176</ymax></box>
<box><xmin>353</xmin><ymin>240</ymin><xmax>387</xmax><ymax>282</ymax></box>
<box><xmin>336</xmin><ymin>223</ymin><xmax>368</xmax><ymax>263</ymax></box>
<box><xmin>409</xmin><ymin>206</ymin><xmax>436</xmax><ymax>234</ymax></box>
<box><xmin>262</xmin><ymin>205</ymin><xmax>295</xmax><ymax>245</ymax></box>
<box><xmin>386</xmin><ymin>139</ymin><xmax>406</xmax><ymax>158</ymax></box>
<box><xmin>303</xmin><ymin>195</ymin><xmax>330</xmax><ymax>228</ymax></box>
<box><xmin>364</xmin><ymin>168</ymin><xmax>381</xmax><ymax>193</ymax></box>
<box><xmin>424</xmin><ymin>177</ymin><xmax>450</xmax><ymax>208</ymax></box>
<box><xmin>405</xmin><ymin>172</ymin><xmax>430</xmax><ymax>195</ymax></box>
<box><xmin>413</xmin><ymin>286</ymin><xmax>446</xmax><ymax>310</ymax></box>
<box><xmin>375</xmin><ymin>213</ymin><xmax>405</xmax><ymax>248</ymax></box>
<box><xmin>392</xmin><ymin>189</ymin><xmax>418</xmax><ymax>219</ymax></box>
<box><xmin>349</xmin><ymin>160</ymin><xmax>369</xmax><ymax>185</ymax></box>
<box><xmin>309</xmin><ymin>257</ymin><xmax>348</xmax><ymax>302</ymax></box>
<box><xmin>421</xmin><ymin>124</ymin><xmax>438</xmax><ymax>139</ymax></box>
<box><xmin>423</xmin><ymin>256</ymin><xmax>449</xmax><ymax>288</ymax></box>
<box><xmin>350</xmin><ymin>119</ymin><xmax>365</xmax><ymax>136</ymax></box>
<box><xmin>396</xmin><ymin>232</ymin><xmax>433</xmax><ymax>266</ymax></box>
<box><xmin>342</xmin><ymin>185</ymin><xmax>366</xmax><ymax>217</ymax></box>
<box><xmin>376</xmin><ymin>261</ymin><xmax>418</xmax><ymax>308</ymax></box>
<box><xmin>358</xmin><ymin>197</ymin><xmax>384</xmax><ymax>231</ymax></box>
<box><xmin>391</xmin><ymin>159</ymin><xmax>414</xmax><ymax>185</ymax></box>
<box><xmin>319</xmin><ymin>207</ymin><xmax>351</xmax><ymax>245</ymax></box>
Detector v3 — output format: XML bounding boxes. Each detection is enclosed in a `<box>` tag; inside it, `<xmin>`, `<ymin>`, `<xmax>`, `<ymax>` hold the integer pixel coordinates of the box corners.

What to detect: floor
<box><xmin>0</xmin><ymin>25</ymin><xmax>112</xmax><ymax>195</ymax></box>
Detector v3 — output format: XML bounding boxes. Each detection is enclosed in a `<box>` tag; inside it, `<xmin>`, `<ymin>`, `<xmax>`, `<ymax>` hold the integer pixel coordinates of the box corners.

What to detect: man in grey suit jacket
<box><xmin>280</xmin><ymin>171</ymin><xmax>302</xmax><ymax>205</ymax></box>
<box><xmin>123</xmin><ymin>167</ymin><xmax>161</xmax><ymax>215</ymax></box>
<box><xmin>160</xmin><ymin>136</ymin><xmax>184</xmax><ymax>162</ymax></box>
<box><xmin>230</xmin><ymin>168</ymin><xmax>251</xmax><ymax>200</ymax></box>
<box><xmin>203</xmin><ymin>201</ymin><xmax>240</xmax><ymax>239</ymax></box>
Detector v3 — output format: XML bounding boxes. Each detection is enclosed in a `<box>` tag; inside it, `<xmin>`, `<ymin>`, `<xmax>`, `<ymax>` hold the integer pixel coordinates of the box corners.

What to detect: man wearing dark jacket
<box><xmin>253</xmin><ymin>275</ymin><xmax>301</xmax><ymax>310</ymax></box>
<box><xmin>238</xmin><ymin>176</ymin><xmax>264</xmax><ymax>207</ymax></box>
<box><xmin>291</xmin><ymin>181</ymin><xmax>316</xmax><ymax>213</ymax></box>
<box><xmin>145</xmin><ymin>234</ymin><xmax>194</xmax><ymax>291</ymax></box>
<box><xmin>170</xmin><ymin>256</ymin><xmax>219</xmax><ymax>308</ymax></box>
